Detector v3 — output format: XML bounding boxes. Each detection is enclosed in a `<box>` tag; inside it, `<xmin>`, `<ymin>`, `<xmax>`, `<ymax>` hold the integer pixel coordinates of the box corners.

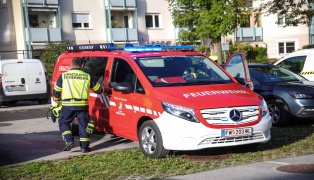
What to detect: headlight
<box><xmin>162</xmin><ymin>102</ymin><xmax>200</xmax><ymax>123</ymax></box>
<box><xmin>260</xmin><ymin>99</ymin><xmax>268</xmax><ymax>117</ymax></box>
<box><xmin>289</xmin><ymin>93</ymin><xmax>314</xmax><ymax>99</ymax></box>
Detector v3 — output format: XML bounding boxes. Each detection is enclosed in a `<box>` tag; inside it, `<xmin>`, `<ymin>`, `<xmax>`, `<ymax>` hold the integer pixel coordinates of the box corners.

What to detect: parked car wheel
<box><xmin>267</xmin><ymin>99</ymin><xmax>290</xmax><ymax>127</ymax></box>
<box><xmin>71</xmin><ymin>119</ymin><xmax>79</xmax><ymax>136</ymax></box>
<box><xmin>138</xmin><ymin>121</ymin><xmax>169</xmax><ymax>158</ymax></box>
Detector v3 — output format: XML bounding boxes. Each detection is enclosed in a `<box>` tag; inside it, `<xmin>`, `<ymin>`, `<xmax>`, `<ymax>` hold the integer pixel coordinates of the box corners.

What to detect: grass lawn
<box><xmin>1</xmin><ymin>121</ymin><xmax>313</xmax><ymax>180</ymax></box>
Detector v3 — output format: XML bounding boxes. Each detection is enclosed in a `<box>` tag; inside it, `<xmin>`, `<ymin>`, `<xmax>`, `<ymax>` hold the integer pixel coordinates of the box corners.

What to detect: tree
<box><xmin>40</xmin><ymin>40</ymin><xmax>75</xmax><ymax>78</ymax></box>
<box><xmin>259</xmin><ymin>0</ymin><xmax>314</xmax><ymax>27</ymax></box>
<box><xmin>167</xmin><ymin>0</ymin><xmax>251</xmax><ymax>62</ymax></box>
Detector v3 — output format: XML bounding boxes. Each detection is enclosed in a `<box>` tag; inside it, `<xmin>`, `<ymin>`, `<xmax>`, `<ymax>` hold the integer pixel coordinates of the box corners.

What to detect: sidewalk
<box><xmin>165</xmin><ymin>154</ymin><xmax>314</xmax><ymax>180</ymax></box>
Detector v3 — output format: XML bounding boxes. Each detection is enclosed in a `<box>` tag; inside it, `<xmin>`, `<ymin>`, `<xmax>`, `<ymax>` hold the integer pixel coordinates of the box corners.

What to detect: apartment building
<box><xmin>0</xmin><ymin>0</ymin><xmax>312</xmax><ymax>60</ymax></box>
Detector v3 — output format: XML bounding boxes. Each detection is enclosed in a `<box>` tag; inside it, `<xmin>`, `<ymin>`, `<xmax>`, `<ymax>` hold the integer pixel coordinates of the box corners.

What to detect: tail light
<box><xmin>45</xmin><ymin>72</ymin><xmax>49</xmax><ymax>84</ymax></box>
<box><xmin>0</xmin><ymin>73</ymin><xmax>2</xmax><ymax>87</ymax></box>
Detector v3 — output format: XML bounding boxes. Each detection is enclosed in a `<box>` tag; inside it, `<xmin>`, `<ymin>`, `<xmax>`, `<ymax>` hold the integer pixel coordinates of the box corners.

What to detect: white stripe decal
<box><xmin>133</xmin><ymin>106</ymin><xmax>140</xmax><ymax>111</ymax></box>
<box><xmin>125</xmin><ymin>104</ymin><xmax>133</xmax><ymax>110</ymax></box>
<box><xmin>140</xmin><ymin>108</ymin><xmax>145</xmax><ymax>113</ymax></box>
<box><xmin>146</xmin><ymin>109</ymin><xmax>152</xmax><ymax>114</ymax></box>
<box><xmin>153</xmin><ymin>111</ymin><xmax>157</xmax><ymax>116</ymax></box>
<box><xmin>110</xmin><ymin>101</ymin><xmax>116</xmax><ymax>106</ymax></box>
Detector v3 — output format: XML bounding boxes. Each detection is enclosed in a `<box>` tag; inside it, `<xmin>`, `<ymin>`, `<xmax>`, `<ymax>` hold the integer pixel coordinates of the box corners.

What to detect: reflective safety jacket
<box><xmin>53</xmin><ymin>68</ymin><xmax>103</xmax><ymax>110</ymax></box>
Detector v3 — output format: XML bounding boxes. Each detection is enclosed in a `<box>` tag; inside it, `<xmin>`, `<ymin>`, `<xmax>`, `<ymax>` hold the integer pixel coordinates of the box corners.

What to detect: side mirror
<box><xmin>113</xmin><ymin>82</ymin><xmax>133</xmax><ymax>93</ymax></box>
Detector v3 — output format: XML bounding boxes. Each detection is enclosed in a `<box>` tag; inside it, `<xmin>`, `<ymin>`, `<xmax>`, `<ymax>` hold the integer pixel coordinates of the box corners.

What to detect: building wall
<box><xmin>253</xmin><ymin>0</ymin><xmax>309</xmax><ymax>59</ymax></box>
<box><xmin>60</xmin><ymin>0</ymin><xmax>107</xmax><ymax>44</ymax></box>
<box><xmin>137</xmin><ymin>0</ymin><xmax>176</xmax><ymax>45</ymax></box>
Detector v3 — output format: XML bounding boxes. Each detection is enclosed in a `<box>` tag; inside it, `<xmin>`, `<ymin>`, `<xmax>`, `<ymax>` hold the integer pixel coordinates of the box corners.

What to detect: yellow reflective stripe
<box><xmin>80</xmin><ymin>138</ymin><xmax>90</xmax><ymax>142</ymax></box>
<box><xmin>54</xmin><ymin>97</ymin><xmax>61</xmax><ymax>101</ymax></box>
<box><xmin>62</xmin><ymin>130</ymin><xmax>72</xmax><ymax>136</ymax></box>
<box><xmin>62</xmin><ymin>101</ymin><xmax>88</xmax><ymax>106</ymax></box>
<box><xmin>299</xmin><ymin>71</ymin><xmax>314</xmax><ymax>75</ymax></box>
<box><xmin>91</xmin><ymin>83</ymin><xmax>100</xmax><ymax>91</ymax></box>
<box><xmin>54</xmin><ymin>85</ymin><xmax>62</xmax><ymax>92</ymax></box>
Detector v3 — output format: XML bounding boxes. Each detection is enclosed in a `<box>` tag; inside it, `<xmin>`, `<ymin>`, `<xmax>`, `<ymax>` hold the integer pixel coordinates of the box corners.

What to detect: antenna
<box><xmin>85</xmin><ymin>30</ymin><xmax>91</xmax><ymax>44</ymax></box>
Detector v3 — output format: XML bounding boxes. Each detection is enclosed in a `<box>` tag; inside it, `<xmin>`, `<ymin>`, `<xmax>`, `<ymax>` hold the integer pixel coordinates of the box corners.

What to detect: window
<box><xmin>278</xmin><ymin>42</ymin><xmax>295</xmax><ymax>54</ymax></box>
<box><xmin>145</xmin><ymin>14</ymin><xmax>160</xmax><ymax>28</ymax></box>
<box><xmin>72</xmin><ymin>13</ymin><xmax>91</xmax><ymax>29</ymax></box>
<box><xmin>277</xmin><ymin>13</ymin><xmax>294</xmax><ymax>26</ymax></box>
<box><xmin>276</xmin><ymin>56</ymin><xmax>306</xmax><ymax>74</ymax></box>
<box><xmin>82</xmin><ymin>57</ymin><xmax>108</xmax><ymax>83</ymax></box>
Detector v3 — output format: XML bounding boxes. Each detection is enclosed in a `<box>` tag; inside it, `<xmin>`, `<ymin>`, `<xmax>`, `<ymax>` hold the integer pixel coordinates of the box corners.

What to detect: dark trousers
<box><xmin>58</xmin><ymin>108</ymin><xmax>90</xmax><ymax>149</ymax></box>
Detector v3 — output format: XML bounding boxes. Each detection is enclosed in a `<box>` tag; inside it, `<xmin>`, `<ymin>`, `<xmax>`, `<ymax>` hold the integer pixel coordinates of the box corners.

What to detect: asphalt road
<box><xmin>1</xmin><ymin>101</ymin><xmax>314</xmax><ymax>180</ymax></box>
<box><xmin>0</xmin><ymin>101</ymin><xmax>138</xmax><ymax>166</ymax></box>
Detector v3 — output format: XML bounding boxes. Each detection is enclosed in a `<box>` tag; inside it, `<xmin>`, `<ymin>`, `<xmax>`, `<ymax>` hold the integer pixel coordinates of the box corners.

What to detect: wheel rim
<box><xmin>141</xmin><ymin>126</ymin><xmax>157</xmax><ymax>154</ymax></box>
<box><xmin>268</xmin><ymin>103</ymin><xmax>281</xmax><ymax>124</ymax></box>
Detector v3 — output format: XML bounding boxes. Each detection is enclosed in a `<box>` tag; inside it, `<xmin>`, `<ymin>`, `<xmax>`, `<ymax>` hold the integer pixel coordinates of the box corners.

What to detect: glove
<box><xmin>86</xmin><ymin>120</ymin><xmax>95</xmax><ymax>134</ymax></box>
<box><xmin>50</xmin><ymin>102</ymin><xmax>62</xmax><ymax>123</ymax></box>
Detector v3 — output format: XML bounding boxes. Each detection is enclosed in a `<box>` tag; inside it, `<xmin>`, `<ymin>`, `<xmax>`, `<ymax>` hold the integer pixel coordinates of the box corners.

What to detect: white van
<box><xmin>0</xmin><ymin>59</ymin><xmax>51</xmax><ymax>107</ymax></box>
<box><xmin>274</xmin><ymin>49</ymin><xmax>314</xmax><ymax>81</ymax></box>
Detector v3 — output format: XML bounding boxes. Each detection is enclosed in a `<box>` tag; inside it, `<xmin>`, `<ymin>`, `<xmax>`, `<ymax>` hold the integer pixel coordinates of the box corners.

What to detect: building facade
<box><xmin>0</xmin><ymin>0</ymin><xmax>312</xmax><ymax>60</ymax></box>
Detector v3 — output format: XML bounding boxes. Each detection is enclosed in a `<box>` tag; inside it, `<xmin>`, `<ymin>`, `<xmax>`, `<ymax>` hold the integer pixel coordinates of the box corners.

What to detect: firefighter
<box><xmin>182</xmin><ymin>58</ymin><xmax>212</xmax><ymax>80</ymax></box>
<box><xmin>53</xmin><ymin>57</ymin><xmax>105</xmax><ymax>153</ymax></box>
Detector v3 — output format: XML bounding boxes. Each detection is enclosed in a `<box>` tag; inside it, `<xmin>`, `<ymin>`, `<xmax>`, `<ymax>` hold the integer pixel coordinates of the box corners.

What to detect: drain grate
<box><xmin>277</xmin><ymin>164</ymin><xmax>314</xmax><ymax>174</ymax></box>
<box><xmin>0</xmin><ymin>123</ymin><xmax>13</xmax><ymax>127</ymax></box>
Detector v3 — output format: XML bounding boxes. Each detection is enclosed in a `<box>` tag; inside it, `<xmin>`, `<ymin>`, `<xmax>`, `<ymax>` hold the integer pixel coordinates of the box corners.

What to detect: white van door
<box><xmin>2</xmin><ymin>59</ymin><xmax>46</xmax><ymax>96</ymax></box>
<box><xmin>224</xmin><ymin>52</ymin><xmax>253</xmax><ymax>90</ymax></box>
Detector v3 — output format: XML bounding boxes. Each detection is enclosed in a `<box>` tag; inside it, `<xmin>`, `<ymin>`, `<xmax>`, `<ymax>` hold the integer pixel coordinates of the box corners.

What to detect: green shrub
<box><xmin>228</xmin><ymin>43</ymin><xmax>267</xmax><ymax>64</ymax></box>
<box><xmin>302</xmin><ymin>44</ymin><xmax>314</xmax><ymax>49</ymax></box>
<box><xmin>41</xmin><ymin>40</ymin><xmax>75</xmax><ymax>78</ymax></box>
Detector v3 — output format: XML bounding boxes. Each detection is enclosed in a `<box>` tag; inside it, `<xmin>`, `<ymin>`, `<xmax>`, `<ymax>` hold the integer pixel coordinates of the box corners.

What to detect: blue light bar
<box><xmin>123</xmin><ymin>46</ymin><xmax>196</xmax><ymax>52</ymax></box>
<box><xmin>66</xmin><ymin>43</ymin><xmax>115</xmax><ymax>52</ymax></box>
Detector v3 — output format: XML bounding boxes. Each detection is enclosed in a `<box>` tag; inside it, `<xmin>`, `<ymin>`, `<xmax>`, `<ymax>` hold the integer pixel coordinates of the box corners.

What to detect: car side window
<box><xmin>276</xmin><ymin>56</ymin><xmax>306</xmax><ymax>74</ymax></box>
<box><xmin>82</xmin><ymin>57</ymin><xmax>108</xmax><ymax>83</ymax></box>
<box><xmin>110</xmin><ymin>58</ymin><xmax>145</xmax><ymax>94</ymax></box>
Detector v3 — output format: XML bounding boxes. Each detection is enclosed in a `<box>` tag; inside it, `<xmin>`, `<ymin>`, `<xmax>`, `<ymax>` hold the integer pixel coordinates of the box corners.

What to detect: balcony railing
<box><xmin>27</xmin><ymin>0</ymin><xmax>59</xmax><ymax>5</ymax></box>
<box><xmin>28</xmin><ymin>28</ymin><xmax>62</xmax><ymax>42</ymax></box>
<box><xmin>108</xmin><ymin>28</ymin><xmax>138</xmax><ymax>42</ymax></box>
<box><xmin>235</xmin><ymin>27</ymin><xmax>263</xmax><ymax>42</ymax></box>
<box><xmin>109</xmin><ymin>0</ymin><xmax>136</xmax><ymax>8</ymax></box>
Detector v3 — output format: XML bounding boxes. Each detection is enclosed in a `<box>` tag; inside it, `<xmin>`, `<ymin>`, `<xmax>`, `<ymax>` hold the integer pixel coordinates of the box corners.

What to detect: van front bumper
<box><xmin>154</xmin><ymin>112</ymin><xmax>272</xmax><ymax>151</ymax></box>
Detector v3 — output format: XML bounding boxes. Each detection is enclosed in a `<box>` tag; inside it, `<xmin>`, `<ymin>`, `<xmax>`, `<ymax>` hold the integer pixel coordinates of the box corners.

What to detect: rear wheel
<box><xmin>267</xmin><ymin>99</ymin><xmax>290</xmax><ymax>127</ymax></box>
<box><xmin>138</xmin><ymin>121</ymin><xmax>169</xmax><ymax>158</ymax></box>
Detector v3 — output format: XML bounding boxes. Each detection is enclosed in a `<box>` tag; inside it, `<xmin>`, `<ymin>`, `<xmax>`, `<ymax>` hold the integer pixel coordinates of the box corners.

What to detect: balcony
<box><xmin>235</xmin><ymin>27</ymin><xmax>263</xmax><ymax>42</ymax></box>
<box><xmin>28</xmin><ymin>28</ymin><xmax>61</xmax><ymax>43</ymax></box>
<box><xmin>108</xmin><ymin>0</ymin><xmax>136</xmax><ymax>9</ymax></box>
<box><xmin>108</xmin><ymin>28</ymin><xmax>138</xmax><ymax>42</ymax></box>
<box><xmin>26</xmin><ymin>0</ymin><xmax>59</xmax><ymax>5</ymax></box>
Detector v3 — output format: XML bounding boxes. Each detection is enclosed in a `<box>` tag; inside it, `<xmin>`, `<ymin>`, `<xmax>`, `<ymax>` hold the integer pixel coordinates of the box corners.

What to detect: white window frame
<box><xmin>71</xmin><ymin>12</ymin><xmax>91</xmax><ymax>29</ymax></box>
<box><xmin>145</xmin><ymin>13</ymin><xmax>162</xmax><ymax>29</ymax></box>
<box><xmin>277</xmin><ymin>40</ymin><xmax>298</xmax><ymax>55</ymax></box>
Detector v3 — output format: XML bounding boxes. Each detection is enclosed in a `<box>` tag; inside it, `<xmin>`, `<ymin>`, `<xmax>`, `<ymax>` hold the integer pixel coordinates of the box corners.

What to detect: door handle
<box><xmin>21</xmin><ymin>78</ymin><xmax>25</xmax><ymax>84</ymax></box>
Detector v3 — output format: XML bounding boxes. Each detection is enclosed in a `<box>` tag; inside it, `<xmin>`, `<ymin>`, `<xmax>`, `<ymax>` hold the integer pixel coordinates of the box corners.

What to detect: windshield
<box><xmin>249</xmin><ymin>65</ymin><xmax>307</xmax><ymax>83</ymax></box>
<box><xmin>135</xmin><ymin>55</ymin><xmax>232</xmax><ymax>87</ymax></box>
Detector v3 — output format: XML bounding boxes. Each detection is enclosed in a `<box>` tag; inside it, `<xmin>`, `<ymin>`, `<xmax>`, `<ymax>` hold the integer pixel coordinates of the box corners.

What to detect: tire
<box><xmin>71</xmin><ymin>119</ymin><xmax>79</xmax><ymax>136</ymax></box>
<box><xmin>138</xmin><ymin>121</ymin><xmax>169</xmax><ymax>158</ymax></box>
<box><xmin>267</xmin><ymin>99</ymin><xmax>290</xmax><ymax>127</ymax></box>
<box><xmin>38</xmin><ymin>98</ymin><xmax>49</xmax><ymax>105</ymax></box>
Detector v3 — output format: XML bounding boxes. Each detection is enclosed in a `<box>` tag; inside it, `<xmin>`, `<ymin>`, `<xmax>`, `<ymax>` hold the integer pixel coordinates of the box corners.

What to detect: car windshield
<box><xmin>135</xmin><ymin>55</ymin><xmax>232</xmax><ymax>87</ymax></box>
<box><xmin>249</xmin><ymin>65</ymin><xmax>307</xmax><ymax>83</ymax></box>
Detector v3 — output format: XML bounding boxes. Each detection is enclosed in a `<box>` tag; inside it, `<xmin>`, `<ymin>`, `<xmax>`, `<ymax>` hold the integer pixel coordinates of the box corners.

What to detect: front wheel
<box><xmin>267</xmin><ymin>99</ymin><xmax>290</xmax><ymax>127</ymax></box>
<box><xmin>138</xmin><ymin>121</ymin><xmax>169</xmax><ymax>158</ymax></box>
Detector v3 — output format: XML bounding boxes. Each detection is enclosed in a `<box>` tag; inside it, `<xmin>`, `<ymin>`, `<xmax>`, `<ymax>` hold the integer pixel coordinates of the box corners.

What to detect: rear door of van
<box><xmin>2</xmin><ymin>59</ymin><xmax>47</xmax><ymax>96</ymax></box>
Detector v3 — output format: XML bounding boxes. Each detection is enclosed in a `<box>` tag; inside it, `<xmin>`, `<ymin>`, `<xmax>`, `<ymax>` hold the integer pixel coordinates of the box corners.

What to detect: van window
<box><xmin>276</xmin><ymin>56</ymin><xmax>306</xmax><ymax>74</ymax></box>
<box><xmin>82</xmin><ymin>57</ymin><xmax>108</xmax><ymax>83</ymax></box>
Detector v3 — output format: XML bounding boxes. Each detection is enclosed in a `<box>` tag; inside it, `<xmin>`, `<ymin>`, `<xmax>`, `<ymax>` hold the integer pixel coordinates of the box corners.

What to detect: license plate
<box><xmin>221</xmin><ymin>128</ymin><xmax>252</xmax><ymax>137</ymax></box>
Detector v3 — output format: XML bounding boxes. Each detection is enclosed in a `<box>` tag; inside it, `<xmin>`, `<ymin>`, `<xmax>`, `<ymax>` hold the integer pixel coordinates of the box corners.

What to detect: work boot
<box><xmin>81</xmin><ymin>147</ymin><xmax>91</xmax><ymax>153</ymax></box>
<box><xmin>63</xmin><ymin>142</ymin><xmax>74</xmax><ymax>151</ymax></box>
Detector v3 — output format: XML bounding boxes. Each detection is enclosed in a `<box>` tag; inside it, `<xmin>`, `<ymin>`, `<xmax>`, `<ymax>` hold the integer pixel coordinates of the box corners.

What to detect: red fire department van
<box><xmin>51</xmin><ymin>43</ymin><xmax>271</xmax><ymax>158</ymax></box>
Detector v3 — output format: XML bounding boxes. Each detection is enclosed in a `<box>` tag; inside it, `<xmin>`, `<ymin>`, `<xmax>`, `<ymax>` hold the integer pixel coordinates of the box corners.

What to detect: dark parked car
<box><xmin>248</xmin><ymin>63</ymin><xmax>314</xmax><ymax>126</ymax></box>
